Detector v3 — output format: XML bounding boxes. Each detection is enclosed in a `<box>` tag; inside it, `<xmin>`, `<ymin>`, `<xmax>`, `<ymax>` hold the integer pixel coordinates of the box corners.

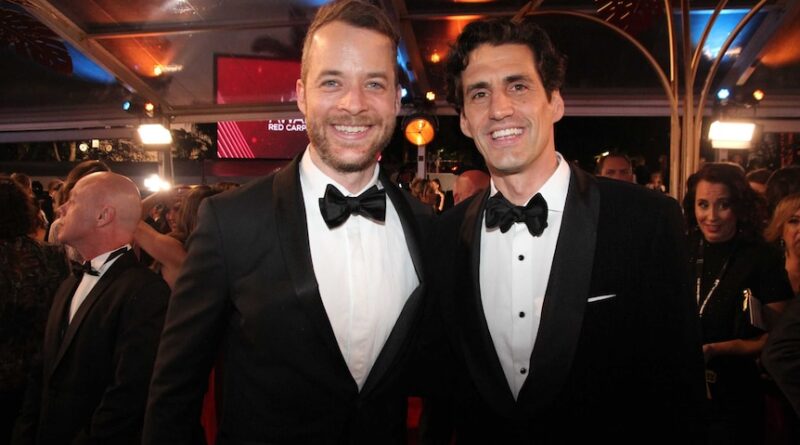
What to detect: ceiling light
<box><xmin>752</xmin><ymin>89</ymin><xmax>765</xmax><ymax>102</ymax></box>
<box><xmin>430</xmin><ymin>52</ymin><xmax>441</xmax><ymax>63</ymax></box>
<box><xmin>426</xmin><ymin>91</ymin><xmax>436</xmax><ymax>101</ymax></box>
<box><xmin>138</xmin><ymin>124</ymin><xmax>173</xmax><ymax>145</ymax></box>
<box><xmin>716</xmin><ymin>88</ymin><xmax>730</xmax><ymax>100</ymax></box>
<box><xmin>708</xmin><ymin>120</ymin><xmax>756</xmax><ymax>149</ymax></box>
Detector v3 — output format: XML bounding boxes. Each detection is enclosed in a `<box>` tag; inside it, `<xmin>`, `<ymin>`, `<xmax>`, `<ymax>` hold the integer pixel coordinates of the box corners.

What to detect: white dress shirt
<box><xmin>69</xmin><ymin>245</ymin><xmax>130</xmax><ymax>322</ymax></box>
<box><xmin>480</xmin><ymin>154</ymin><xmax>570</xmax><ymax>398</ymax></box>
<box><xmin>299</xmin><ymin>149</ymin><xmax>419</xmax><ymax>390</ymax></box>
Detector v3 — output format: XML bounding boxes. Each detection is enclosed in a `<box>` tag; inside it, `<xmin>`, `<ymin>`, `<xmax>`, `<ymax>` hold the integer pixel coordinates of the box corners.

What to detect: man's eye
<box><xmin>471</xmin><ymin>91</ymin><xmax>487</xmax><ymax>100</ymax></box>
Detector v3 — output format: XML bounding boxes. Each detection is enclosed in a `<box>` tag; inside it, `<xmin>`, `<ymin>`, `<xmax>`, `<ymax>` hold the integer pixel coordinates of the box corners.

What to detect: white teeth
<box><xmin>491</xmin><ymin>128</ymin><xmax>523</xmax><ymax>139</ymax></box>
<box><xmin>334</xmin><ymin>125</ymin><xmax>368</xmax><ymax>134</ymax></box>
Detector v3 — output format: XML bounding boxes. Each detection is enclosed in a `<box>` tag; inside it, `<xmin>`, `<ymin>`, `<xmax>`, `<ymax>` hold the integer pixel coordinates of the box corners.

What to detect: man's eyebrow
<box><xmin>504</xmin><ymin>74</ymin><xmax>533</xmax><ymax>84</ymax></box>
<box><xmin>464</xmin><ymin>81</ymin><xmax>490</xmax><ymax>95</ymax></box>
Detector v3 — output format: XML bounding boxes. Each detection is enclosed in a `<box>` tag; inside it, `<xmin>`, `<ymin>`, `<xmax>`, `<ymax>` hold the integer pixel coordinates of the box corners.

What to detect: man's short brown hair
<box><xmin>301</xmin><ymin>0</ymin><xmax>400</xmax><ymax>83</ymax></box>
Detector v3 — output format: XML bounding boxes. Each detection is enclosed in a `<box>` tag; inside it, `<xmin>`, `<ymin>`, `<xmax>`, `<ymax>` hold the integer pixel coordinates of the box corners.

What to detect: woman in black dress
<box><xmin>683</xmin><ymin>163</ymin><xmax>794</xmax><ymax>444</ymax></box>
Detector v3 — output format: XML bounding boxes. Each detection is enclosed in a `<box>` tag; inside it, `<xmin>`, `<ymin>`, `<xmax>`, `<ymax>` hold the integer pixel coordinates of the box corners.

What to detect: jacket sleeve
<box><xmin>762</xmin><ymin>297</ymin><xmax>800</xmax><ymax>417</ymax></box>
<box><xmin>142</xmin><ymin>198</ymin><xmax>230</xmax><ymax>445</ymax></box>
<box><xmin>638</xmin><ymin>196</ymin><xmax>707</xmax><ymax>435</ymax></box>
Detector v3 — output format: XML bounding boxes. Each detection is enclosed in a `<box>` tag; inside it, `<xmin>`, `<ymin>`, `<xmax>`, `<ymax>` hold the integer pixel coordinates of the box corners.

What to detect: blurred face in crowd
<box><xmin>695</xmin><ymin>180</ymin><xmax>737</xmax><ymax>243</ymax></box>
<box><xmin>598</xmin><ymin>156</ymin><xmax>635</xmax><ymax>183</ymax></box>
<box><xmin>166</xmin><ymin>201</ymin><xmax>181</xmax><ymax>233</ymax></box>
<box><xmin>458</xmin><ymin>44</ymin><xmax>563</xmax><ymax>180</ymax></box>
<box><xmin>784</xmin><ymin>207</ymin><xmax>800</xmax><ymax>257</ymax></box>
<box><xmin>297</xmin><ymin>21</ymin><xmax>400</xmax><ymax>175</ymax></box>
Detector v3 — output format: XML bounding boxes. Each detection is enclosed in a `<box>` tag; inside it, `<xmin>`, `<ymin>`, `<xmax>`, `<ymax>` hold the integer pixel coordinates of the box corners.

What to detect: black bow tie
<box><xmin>71</xmin><ymin>261</ymin><xmax>99</xmax><ymax>278</ymax></box>
<box><xmin>70</xmin><ymin>247</ymin><xmax>128</xmax><ymax>279</ymax></box>
<box><xmin>485</xmin><ymin>192</ymin><xmax>549</xmax><ymax>237</ymax></box>
<box><xmin>319</xmin><ymin>184</ymin><xmax>386</xmax><ymax>229</ymax></box>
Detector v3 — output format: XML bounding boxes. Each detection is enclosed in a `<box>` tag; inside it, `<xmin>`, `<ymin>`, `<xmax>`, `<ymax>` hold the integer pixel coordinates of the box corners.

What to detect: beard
<box><xmin>306</xmin><ymin>115</ymin><xmax>395</xmax><ymax>173</ymax></box>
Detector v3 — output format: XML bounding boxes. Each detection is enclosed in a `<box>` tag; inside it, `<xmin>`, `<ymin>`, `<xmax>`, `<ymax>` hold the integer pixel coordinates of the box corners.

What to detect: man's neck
<box><xmin>308</xmin><ymin>147</ymin><xmax>377</xmax><ymax>195</ymax></box>
<box><xmin>491</xmin><ymin>151</ymin><xmax>559</xmax><ymax>206</ymax></box>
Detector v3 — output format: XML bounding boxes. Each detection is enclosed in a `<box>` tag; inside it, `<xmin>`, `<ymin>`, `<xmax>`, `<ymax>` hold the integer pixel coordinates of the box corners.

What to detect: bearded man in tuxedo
<box><xmin>142</xmin><ymin>1</ymin><xmax>430</xmax><ymax>443</ymax></box>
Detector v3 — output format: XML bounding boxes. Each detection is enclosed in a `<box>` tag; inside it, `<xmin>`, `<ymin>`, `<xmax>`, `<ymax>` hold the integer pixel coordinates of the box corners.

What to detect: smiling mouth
<box><xmin>491</xmin><ymin>127</ymin><xmax>523</xmax><ymax>140</ymax></box>
<box><xmin>333</xmin><ymin>124</ymin><xmax>370</xmax><ymax>135</ymax></box>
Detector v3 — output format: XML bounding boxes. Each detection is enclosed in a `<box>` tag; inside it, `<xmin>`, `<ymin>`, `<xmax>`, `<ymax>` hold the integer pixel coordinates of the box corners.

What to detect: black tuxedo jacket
<box><xmin>423</xmin><ymin>166</ymin><xmax>706</xmax><ymax>442</ymax></box>
<box><xmin>13</xmin><ymin>250</ymin><xmax>170</xmax><ymax>445</ymax></box>
<box><xmin>143</xmin><ymin>155</ymin><xmax>431</xmax><ymax>444</ymax></box>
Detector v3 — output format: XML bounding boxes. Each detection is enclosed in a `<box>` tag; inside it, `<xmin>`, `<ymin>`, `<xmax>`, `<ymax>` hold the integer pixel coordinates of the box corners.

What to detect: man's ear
<box><xmin>460</xmin><ymin>112</ymin><xmax>474</xmax><ymax>139</ymax></box>
<box><xmin>550</xmin><ymin>90</ymin><xmax>564</xmax><ymax>123</ymax></box>
<box><xmin>96</xmin><ymin>206</ymin><xmax>115</xmax><ymax>228</ymax></box>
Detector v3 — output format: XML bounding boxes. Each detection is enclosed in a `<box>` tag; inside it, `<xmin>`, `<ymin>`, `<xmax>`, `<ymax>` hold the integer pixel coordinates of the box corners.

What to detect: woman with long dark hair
<box><xmin>0</xmin><ymin>177</ymin><xmax>68</xmax><ymax>442</ymax></box>
<box><xmin>683</xmin><ymin>163</ymin><xmax>794</xmax><ymax>443</ymax></box>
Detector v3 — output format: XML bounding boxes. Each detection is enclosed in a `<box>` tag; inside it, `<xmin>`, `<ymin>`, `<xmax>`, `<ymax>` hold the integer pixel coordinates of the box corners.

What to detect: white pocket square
<box><xmin>587</xmin><ymin>293</ymin><xmax>617</xmax><ymax>303</ymax></box>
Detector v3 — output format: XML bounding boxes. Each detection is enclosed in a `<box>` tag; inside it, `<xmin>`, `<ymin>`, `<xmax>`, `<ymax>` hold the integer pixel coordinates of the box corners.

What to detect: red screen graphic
<box><xmin>216</xmin><ymin>56</ymin><xmax>308</xmax><ymax>159</ymax></box>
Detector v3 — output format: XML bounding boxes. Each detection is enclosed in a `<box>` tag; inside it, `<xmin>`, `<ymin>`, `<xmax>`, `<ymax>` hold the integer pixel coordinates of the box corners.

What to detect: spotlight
<box><xmin>425</xmin><ymin>91</ymin><xmax>436</xmax><ymax>101</ymax></box>
<box><xmin>401</xmin><ymin>88</ymin><xmax>408</xmax><ymax>98</ymax></box>
<box><xmin>138</xmin><ymin>124</ymin><xmax>173</xmax><ymax>145</ymax></box>
<box><xmin>122</xmin><ymin>100</ymin><xmax>132</xmax><ymax>111</ymax></box>
<box><xmin>716</xmin><ymin>88</ymin><xmax>731</xmax><ymax>100</ymax></box>
<box><xmin>153</xmin><ymin>65</ymin><xmax>163</xmax><ymax>76</ymax></box>
<box><xmin>78</xmin><ymin>143</ymin><xmax>89</xmax><ymax>152</ymax></box>
<box><xmin>430</xmin><ymin>52</ymin><xmax>441</xmax><ymax>64</ymax></box>
<box><xmin>752</xmin><ymin>89</ymin><xmax>765</xmax><ymax>102</ymax></box>
<box><xmin>144</xmin><ymin>174</ymin><xmax>171</xmax><ymax>192</ymax></box>
<box><xmin>144</xmin><ymin>102</ymin><xmax>156</xmax><ymax>117</ymax></box>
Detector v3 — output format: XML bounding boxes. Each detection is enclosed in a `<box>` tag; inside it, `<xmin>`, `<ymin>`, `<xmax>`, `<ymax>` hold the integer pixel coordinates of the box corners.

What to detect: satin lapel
<box><xmin>458</xmin><ymin>189</ymin><xmax>516</xmax><ymax>416</ymax></box>
<box><xmin>273</xmin><ymin>154</ymin><xmax>352</xmax><ymax>382</ymax></box>
<box><xmin>50</xmin><ymin>251</ymin><xmax>137</xmax><ymax>376</ymax></box>
<box><xmin>361</xmin><ymin>171</ymin><xmax>426</xmax><ymax>396</ymax></box>
<box><xmin>43</xmin><ymin>275</ymin><xmax>78</xmax><ymax>375</ymax></box>
<box><xmin>517</xmin><ymin>166</ymin><xmax>599</xmax><ymax>413</ymax></box>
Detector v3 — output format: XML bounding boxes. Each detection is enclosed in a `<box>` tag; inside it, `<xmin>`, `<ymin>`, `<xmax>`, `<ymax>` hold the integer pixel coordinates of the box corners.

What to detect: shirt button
<box><xmin>518</xmin><ymin>255</ymin><xmax>525</xmax><ymax>261</ymax></box>
<box><xmin>520</xmin><ymin>367</ymin><xmax>527</xmax><ymax>375</ymax></box>
<box><xmin>519</xmin><ymin>311</ymin><xmax>526</xmax><ymax>318</ymax></box>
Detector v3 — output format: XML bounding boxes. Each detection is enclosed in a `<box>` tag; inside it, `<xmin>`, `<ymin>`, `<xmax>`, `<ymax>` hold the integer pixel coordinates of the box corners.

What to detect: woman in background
<box><xmin>683</xmin><ymin>163</ymin><xmax>794</xmax><ymax>443</ymax></box>
<box><xmin>765</xmin><ymin>194</ymin><xmax>800</xmax><ymax>296</ymax></box>
<box><xmin>0</xmin><ymin>177</ymin><xmax>68</xmax><ymax>442</ymax></box>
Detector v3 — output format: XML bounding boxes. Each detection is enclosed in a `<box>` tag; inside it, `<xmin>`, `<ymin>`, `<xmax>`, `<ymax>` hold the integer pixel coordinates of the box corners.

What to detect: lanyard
<box><xmin>695</xmin><ymin>238</ymin><xmax>736</xmax><ymax>318</ymax></box>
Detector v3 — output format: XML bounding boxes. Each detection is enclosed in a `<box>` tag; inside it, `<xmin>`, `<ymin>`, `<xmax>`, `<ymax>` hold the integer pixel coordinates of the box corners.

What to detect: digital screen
<box><xmin>215</xmin><ymin>56</ymin><xmax>308</xmax><ymax>159</ymax></box>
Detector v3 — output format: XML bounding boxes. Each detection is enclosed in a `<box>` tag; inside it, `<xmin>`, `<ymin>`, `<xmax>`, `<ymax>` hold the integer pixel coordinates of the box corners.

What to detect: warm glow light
<box><xmin>426</xmin><ymin>91</ymin><xmax>436</xmax><ymax>101</ymax></box>
<box><xmin>138</xmin><ymin>124</ymin><xmax>173</xmax><ymax>145</ymax></box>
<box><xmin>430</xmin><ymin>52</ymin><xmax>441</xmax><ymax>63</ymax></box>
<box><xmin>752</xmin><ymin>89</ymin><xmax>765</xmax><ymax>101</ymax></box>
<box><xmin>153</xmin><ymin>65</ymin><xmax>163</xmax><ymax>76</ymax></box>
<box><xmin>144</xmin><ymin>174</ymin><xmax>171</xmax><ymax>192</ymax></box>
<box><xmin>709</xmin><ymin>121</ymin><xmax>756</xmax><ymax>149</ymax></box>
<box><xmin>144</xmin><ymin>102</ymin><xmax>156</xmax><ymax>113</ymax></box>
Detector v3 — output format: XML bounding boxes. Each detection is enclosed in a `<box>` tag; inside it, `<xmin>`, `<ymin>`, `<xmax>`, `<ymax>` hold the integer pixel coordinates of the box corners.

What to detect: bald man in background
<box><xmin>13</xmin><ymin>172</ymin><xmax>169</xmax><ymax>445</ymax></box>
<box><xmin>453</xmin><ymin>170</ymin><xmax>490</xmax><ymax>205</ymax></box>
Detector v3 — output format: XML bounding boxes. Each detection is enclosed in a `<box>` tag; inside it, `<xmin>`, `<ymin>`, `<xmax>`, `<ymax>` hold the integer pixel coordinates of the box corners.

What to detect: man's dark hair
<box><xmin>745</xmin><ymin>168</ymin><xmax>771</xmax><ymax>185</ymax></box>
<box><xmin>765</xmin><ymin>165</ymin><xmax>800</xmax><ymax>213</ymax></box>
<box><xmin>682</xmin><ymin>162</ymin><xmax>766</xmax><ymax>241</ymax></box>
<box><xmin>445</xmin><ymin>17</ymin><xmax>566</xmax><ymax>113</ymax></box>
<box><xmin>596</xmin><ymin>152</ymin><xmax>632</xmax><ymax>175</ymax></box>
<box><xmin>301</xmin><ymin>0</ymin><xmax>399</xmax><ymax>83</ymax></box>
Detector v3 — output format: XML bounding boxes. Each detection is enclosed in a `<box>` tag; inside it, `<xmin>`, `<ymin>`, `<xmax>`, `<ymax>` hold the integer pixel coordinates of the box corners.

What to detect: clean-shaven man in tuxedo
<box><xmin>422</xmin><ymin>18</ymin><xmax>707</xmax><ymax>442</ymax></box>
<box><xmin>12</xmin><ymin>172</ymin><xmax>169</xmax><ymax>444</ymax></box>
<box><xmin>142</xmin><ymin>1</ymin><xmax>429</xmax><ymax>443</ymax></box>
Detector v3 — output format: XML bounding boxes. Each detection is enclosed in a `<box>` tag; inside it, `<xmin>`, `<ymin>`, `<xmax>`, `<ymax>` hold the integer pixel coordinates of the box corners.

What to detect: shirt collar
<box><xmin>88</xmin><ymin>244</ymin><xmax>131</xmax><ymax>273</ymax></box>
<box><xmin>299</xmin><ymin>146</ymin><xmax>381</xmax><ymax>198</ymax></box>
<box><xmin>489</xmin><ymin>152</ymin><xmax>571</xmax><ymax>212</ymax></box>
